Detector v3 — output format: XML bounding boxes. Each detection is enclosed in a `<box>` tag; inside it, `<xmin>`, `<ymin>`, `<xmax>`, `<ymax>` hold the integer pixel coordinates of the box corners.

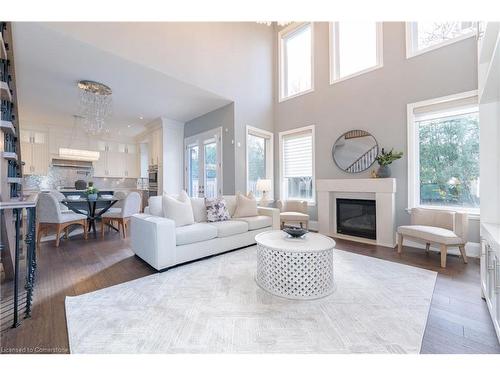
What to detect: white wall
<box><xmin>162</xmin><ymin>117</ymin><xmax>185</xmax><ymax>195</ymax></box>
<box><xmin>43</xmin><ymin>22</ymin><xmax>276</xmax><ymax>194</ymax></box>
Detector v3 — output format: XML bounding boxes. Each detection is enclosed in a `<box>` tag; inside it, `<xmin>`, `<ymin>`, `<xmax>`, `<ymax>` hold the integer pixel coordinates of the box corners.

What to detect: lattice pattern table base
<box><xmin>256</xmin><ymin>243</ymin><xmax>334</xmax><ymax>300</ymax></box>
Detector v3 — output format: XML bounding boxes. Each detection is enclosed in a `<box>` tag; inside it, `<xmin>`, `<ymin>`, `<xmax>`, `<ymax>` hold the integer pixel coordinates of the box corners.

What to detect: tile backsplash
<box><xmin>23</xmin><ymin>166</ymin><xmax>138</xmax><ymax>191</ymax></box>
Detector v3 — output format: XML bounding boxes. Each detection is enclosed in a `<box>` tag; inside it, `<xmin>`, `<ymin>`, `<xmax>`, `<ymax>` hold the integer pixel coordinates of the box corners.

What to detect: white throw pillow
<box><xmin>162</xmin><ymin>190</ymin><xmax>195</xmax><ymax>227</ymax></box>
<box><xmin>190</xmin><ymin>197</ymin><xmax>208</xmax><ymax>222</ymax></box>
<box><xmin>232</xmin><ymin>192</ymin><xmax>258</xmax><ymax>218</ymax></box>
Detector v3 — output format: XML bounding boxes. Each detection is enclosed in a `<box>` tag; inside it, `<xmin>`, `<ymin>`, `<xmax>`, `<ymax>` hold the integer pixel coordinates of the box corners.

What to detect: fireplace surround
<box><xmin>317</xmin><ymin>178</ymin><xmax>397</xmax><ymax>247</ymax></box>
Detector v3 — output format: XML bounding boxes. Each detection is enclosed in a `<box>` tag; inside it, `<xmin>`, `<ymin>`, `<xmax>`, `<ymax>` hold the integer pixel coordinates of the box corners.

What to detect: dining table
<box><xmin>61</xmin><ymin>197</ymin><xmax>120</xmax><ymax>238</ymax></box>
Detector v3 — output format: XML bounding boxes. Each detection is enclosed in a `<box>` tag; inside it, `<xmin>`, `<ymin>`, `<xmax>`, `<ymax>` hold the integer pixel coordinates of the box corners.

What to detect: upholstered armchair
<box><xmin>277</xmin><ymin>200</ymin><xmax>309</xmax><ymax>229</ymax></box>
<box><xmin>101</xmin><ymin>192</ymin><xmax>141</xmax><ymax>238</ymax></box>
<box><xmin>397</xmin><ymin>208</ymin><xmax>468</xmax><ymax>268</ymax></box>
<box><xmin>36</xmin><ymin>192</ymin><xmax>88</xmax><ymax>247</ymax></box>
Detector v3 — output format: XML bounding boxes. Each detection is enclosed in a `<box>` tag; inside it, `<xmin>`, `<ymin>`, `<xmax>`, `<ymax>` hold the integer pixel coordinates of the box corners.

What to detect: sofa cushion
<box><xmin>207</xmin><ymin>220</ymin><xmax>249</xmax><ymax>238</ymax></box>
<box><xmin>398</xmin><ymin>225</ymin><xmax>463</xmax><ymax>245</ymax></box>
<box><xmin>175</xmin><ymin>223</ymin><xmax>217</xmax><ymax>245</ymax></box>
<box><xmin>148</xmin><ymin>196</ymin><xmax>163</xmax><ymax>217</ymax></box>
<box><xmin>162</xmin><ymin>191</ymin><xmax>195</xmax><ymax>227</ymax></box>
<box><xmin>233</xmin><ymin>215</ymin><xmax>272</xmax><ymax>230</ymax></box>
<box><xmin>233</xmin><ymin>193</ymin><xmax>258</xmax><ymax>218</ymax></box>
<box><xmin>190</xmin><ymin>197</ymin><xmax>208</xmax><ymax>222</ymax></box>
<box><xmin>223</xmin><ymin>195</ymin><xmax>237</xmax><ymax>217</ymax></box>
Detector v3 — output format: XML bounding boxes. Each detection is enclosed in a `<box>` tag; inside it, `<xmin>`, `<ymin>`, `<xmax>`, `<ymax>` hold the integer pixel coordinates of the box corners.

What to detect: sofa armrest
<box><xmin>131</xmin><ymin>213</ymin><xmax>176</xmax><ymax>270</ymax></box>
<box><xmin>258</xmin><ymin>206</ymin><xmax>280</xmax><ymax>230</ymax></box>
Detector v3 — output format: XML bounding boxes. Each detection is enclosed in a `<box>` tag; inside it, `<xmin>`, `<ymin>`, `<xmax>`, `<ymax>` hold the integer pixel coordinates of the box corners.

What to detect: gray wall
<box><xmin>275</xmin><ymin>22</ymin><xmax>479</xmax><ymax>241</ymax></box>
<box><xmin>185</xmin><ymin>103</ymin><xmax>236</xmax><ymax>194</ymax></box>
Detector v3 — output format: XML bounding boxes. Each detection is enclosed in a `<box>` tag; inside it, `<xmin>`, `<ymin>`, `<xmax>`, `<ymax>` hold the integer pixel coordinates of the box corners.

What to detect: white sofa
<box><xmin>131</xmin><ymin>195</ymin><xmax>280</xmax><ymax>270</ymax></box>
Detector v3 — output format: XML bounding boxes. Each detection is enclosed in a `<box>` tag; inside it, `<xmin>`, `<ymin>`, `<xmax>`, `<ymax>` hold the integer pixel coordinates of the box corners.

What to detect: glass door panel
<box><xmin>184</xmin><ymin>128</ymin><xmax>222</xmax><ymax>199</ymax></box>
<box><xmin>188</xmin><ymin>145</ymin><xmax>199</xmax><ymax>197</ymax></box>
<box><xmin>204</xmin><ymin>141</ymin><xmax>217</xmax><ymax>198</ymax></box>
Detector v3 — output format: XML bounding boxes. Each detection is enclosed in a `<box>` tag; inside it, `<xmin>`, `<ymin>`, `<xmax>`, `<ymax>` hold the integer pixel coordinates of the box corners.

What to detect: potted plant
<box><xmin>85</xmin><ymin>182</ymin><xmax>99</xmax><ymax>200</ymax></box>
<box><xmin>375</xmin><ymin>148</ymin><xmax>403</xmax><ymax>178</ymax></box>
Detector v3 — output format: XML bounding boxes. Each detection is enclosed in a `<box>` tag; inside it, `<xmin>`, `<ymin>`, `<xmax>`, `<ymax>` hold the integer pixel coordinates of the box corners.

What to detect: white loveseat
<box><xmin>131</xmin><ymin>195</ymin><xmax>280</xmax><ymax>270</ymax></box>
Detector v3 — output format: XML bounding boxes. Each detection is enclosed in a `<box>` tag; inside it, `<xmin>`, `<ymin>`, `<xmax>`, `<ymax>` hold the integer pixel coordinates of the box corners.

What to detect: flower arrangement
<box><xmin>85</xmin><ymin>182</ymin><xmax>99</xmax><ymax>199</ymax></box>
<box><xmin>375</xmin><ymin>148</ymin><xmax>403</xmax><ymax>166</ymax></box>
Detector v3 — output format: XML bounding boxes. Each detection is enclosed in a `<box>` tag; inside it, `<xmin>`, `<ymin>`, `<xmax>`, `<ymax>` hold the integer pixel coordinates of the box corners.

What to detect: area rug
<box><xmin>65</xmin><ymin>246</ymin><xmax>437</xmax><ymax>353</ymax></box>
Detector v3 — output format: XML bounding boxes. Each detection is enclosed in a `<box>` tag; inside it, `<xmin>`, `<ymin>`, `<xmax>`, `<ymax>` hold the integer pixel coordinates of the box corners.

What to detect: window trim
<box><xmin>405</xmin><ymin>22</ymin><xmax>477</xmax><ymax>59</ymax></box>
<box><xmin>279</xmin><ymin>124</ymin><xmax>316</xmax><ymax>205</ymax></box>
<box><xmin>406</xmin><ymin>90</ymin><xmax>479</xmax><ymax>215</ymax></box>
<box><xmin>278</xmin><ymin>22</ymin><xmax>315</xmax><ymax>103</ymax></box>
<box><xmin>245</xmin><ymin>125</ymin><xmax>274</xmax><ymax>199</ymax></box>
<box><xmin>329</xmin><ymin>22</ymin><xmax>384</xmax><ymax>85</ymax></box>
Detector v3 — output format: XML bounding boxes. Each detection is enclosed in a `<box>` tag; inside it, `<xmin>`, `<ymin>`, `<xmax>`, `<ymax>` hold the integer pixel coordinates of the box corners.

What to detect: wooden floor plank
<box><xmin>1</xmin><ymin>233</ymin><xmax>499</xmax><ymax>354</ymax></box>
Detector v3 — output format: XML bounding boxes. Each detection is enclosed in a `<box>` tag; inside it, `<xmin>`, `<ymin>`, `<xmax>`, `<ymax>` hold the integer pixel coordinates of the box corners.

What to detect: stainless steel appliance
<box><xmin>148</xmin><ymin>165</ymin><xmax>158</xmax><ymax>185</ymax></box>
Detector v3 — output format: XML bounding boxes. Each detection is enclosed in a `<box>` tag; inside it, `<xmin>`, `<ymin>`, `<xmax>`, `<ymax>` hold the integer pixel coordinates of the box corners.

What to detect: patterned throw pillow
<box><xmin>205</xmin><ymin>197</ymin><xmax>231</xmax><ymax>222</ymax></box>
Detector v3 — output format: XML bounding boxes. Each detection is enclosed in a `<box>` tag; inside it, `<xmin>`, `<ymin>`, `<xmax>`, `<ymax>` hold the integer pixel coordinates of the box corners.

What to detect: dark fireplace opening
<box><xmin>336</xmin><ymin>198</ymin><xmax>376</xmax><ymax>240</ymax></box>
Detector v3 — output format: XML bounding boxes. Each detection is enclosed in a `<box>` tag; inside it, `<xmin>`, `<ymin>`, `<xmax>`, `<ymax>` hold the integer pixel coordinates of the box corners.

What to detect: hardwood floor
<box><xmin>1</xmin><ymin>232</ymin><xmax>499</xmax><ymax>354</ymax></box>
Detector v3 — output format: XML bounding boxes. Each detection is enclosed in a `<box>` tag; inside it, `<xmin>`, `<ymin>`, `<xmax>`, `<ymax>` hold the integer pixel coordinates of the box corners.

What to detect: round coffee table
<box><xmin>255</xmin><ymin>230</ymin><xmax>336</xmax><ymax>300</ymax></box>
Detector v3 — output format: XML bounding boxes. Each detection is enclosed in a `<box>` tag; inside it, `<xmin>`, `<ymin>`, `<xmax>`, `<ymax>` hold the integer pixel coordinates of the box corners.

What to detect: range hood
<box><xmin>51</xmin><ymin>158</ymin><xmax>93</xmax><ymax>169</ymax></box>
<box><xmin>58</xmin><ymin>148</ymin><xmax>100</xmax><ymax>162</ymax></box>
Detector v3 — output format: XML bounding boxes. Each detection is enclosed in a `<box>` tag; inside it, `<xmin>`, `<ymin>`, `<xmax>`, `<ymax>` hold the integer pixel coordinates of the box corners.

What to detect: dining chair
<box><xmin>101</xmin><ymin>192</ymin><xmax>141</xmax><ymax>239</ymax></box>
<box><xmin>36</xmin><ymin>192</ymin><xmax>88</xmax><ymax>247</ymax></box>
<box><xmin>49</xmin><ymin>190</ymin><xmax>72</xmax><ymax>213</ymax></box>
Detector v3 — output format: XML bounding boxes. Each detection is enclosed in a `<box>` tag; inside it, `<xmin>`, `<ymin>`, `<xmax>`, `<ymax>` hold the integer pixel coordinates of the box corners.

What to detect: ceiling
<box><xmin>12</xmin><ymin>23</ymin><xmax>232</xmax><ymax>138</ymax></box>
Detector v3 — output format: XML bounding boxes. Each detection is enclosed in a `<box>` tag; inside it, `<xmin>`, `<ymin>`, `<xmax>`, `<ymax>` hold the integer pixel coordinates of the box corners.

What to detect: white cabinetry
<box><xmin>148</xmin><ymin>129</ymin><xmax>162</xmax><ymax>166</ymax></box>
<box><xmin>479</xmin><ymin>22</ymin><xmax>500</xmax><ymax>343</ymax></box>
<box><xmin>93</xmin><ymin>141</ymin><xmax>139</xmax><ymax>178</ymax></box>
<box><xmin>481</xmin><ymin>223</ymin><xmax>500</xmax><ymax>342</ymax></box>
<box><xmin>20</xmin><ymin>129</ymin><xmax>49</xmax><ymax>175</ymax></box>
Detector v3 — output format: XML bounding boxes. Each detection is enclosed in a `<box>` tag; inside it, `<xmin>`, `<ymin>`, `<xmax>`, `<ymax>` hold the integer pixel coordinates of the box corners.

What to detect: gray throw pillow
<box><xmin>205</xmin><ymin>197</ymin><xmax>231</xmax><ymax>222</ymax></box>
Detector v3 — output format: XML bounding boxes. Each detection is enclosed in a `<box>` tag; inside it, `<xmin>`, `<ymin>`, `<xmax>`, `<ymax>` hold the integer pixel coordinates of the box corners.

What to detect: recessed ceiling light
<box><xmin>139</xmin><ymin>116</ymin><xmax>144</xmax><ymax>120</ymax></box>
<box><xmin>128</xmin><ymin>125</ymin><xmax>131</xmax><ymax>128</ymax></box>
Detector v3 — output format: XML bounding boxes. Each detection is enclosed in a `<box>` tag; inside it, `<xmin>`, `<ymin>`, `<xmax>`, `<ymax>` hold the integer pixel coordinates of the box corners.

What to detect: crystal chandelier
<box><xmin>77</xmin><ymin>80</ymin><xmax>112</xmax><ymax>135</ymax></box>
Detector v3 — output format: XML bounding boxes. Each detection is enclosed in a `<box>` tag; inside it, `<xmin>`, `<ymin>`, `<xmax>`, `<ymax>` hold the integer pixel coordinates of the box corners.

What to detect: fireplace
<box><xmin>336</xmin><ymin>198</ymin><xmax>376</xmax><ymax>240</ymax></box>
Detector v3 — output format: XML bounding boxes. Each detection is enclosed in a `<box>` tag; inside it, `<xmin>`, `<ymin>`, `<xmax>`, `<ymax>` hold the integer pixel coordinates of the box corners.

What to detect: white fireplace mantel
<box><xmin>317</xmin><ymin>178</ymin><xmax>397</xmax><ymax>248</ymax></box>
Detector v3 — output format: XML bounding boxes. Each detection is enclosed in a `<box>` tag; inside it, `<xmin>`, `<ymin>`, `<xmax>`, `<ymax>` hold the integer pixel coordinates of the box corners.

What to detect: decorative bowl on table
<box><xmin>67</xmin><ymin>195</ymin><xmax>81</xmax><ymax>201</ymax></box>
<box><xmin>101</xmin><ymin>194</ymin><xmax>113</xmax><ymax>199</ymax></box>
<box><xmin>282</xmin><ymin>226</ymin><xmax>308</xmax><ymax>238</ymax></box>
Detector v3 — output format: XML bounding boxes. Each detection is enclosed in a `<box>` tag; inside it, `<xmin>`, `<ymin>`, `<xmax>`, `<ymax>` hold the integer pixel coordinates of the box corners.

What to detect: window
<box><xmin>406</xmin><ymin>22</ymin><xmax>476</xmax><ymax>58</ymax></box>
<box><xmin>330</xmin><ymin>22</ymin><xmax>383</xmax><ymax>83</ymax></box>
<box><xmin>246</xmin><ymin>126</ymin><xmax>274</xmax><ymax>198</ymax></box>
<box><xmin>279</xmin><ymin>125</ymin><xmax>315</xmax><ymax>203</ymax></box>
<box><xmin>407</xmin><ymin>91</ymin><xmax>479</xmax><ymax>214</ymax></box>
<box><xmin>279</xmin><ymin>22</ymin><xmax>313</xmax><ymax>101</ymax></box>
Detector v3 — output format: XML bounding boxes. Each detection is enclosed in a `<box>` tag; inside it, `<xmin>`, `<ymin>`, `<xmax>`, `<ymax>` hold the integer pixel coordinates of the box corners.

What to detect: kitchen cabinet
<box><xmin>480</xmin><ymin>223</ymin><xmax>500</xmax><ymax>343</ymax></box>
<box><xmin>20</xmin><ymin>129</ymin><xmax>49</xmax><ymax>175</ymax></box>
<box><xmin>148</xmin><ymin>129</ymin><xmax>162</xmax><ymax>166</ymax></box>
<box><xmin>93</xmin><ymin>141</ymin><xmax>140</xmax><ymax>178</ymax></box>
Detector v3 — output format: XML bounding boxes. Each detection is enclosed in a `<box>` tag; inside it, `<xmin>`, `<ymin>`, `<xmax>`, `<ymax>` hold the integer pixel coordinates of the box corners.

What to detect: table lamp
<box><xmin>256</xmin><ymin>179</ymin><xmax>272</xmax><ymax>206</ymax></box>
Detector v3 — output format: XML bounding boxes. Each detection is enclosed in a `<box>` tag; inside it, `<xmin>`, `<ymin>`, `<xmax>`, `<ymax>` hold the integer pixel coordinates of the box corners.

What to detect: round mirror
<box><xmin>332</xmin><ymin>130</ymin><xmax>378</xmax><ymax>173</ymax></box>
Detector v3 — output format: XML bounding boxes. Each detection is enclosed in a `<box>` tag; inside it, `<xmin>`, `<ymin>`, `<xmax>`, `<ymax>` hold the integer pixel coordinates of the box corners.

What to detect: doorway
<box><xmin>184</xmin><ymin>127</ymin><xmax>222</xmax><ymax>198</ymax></box>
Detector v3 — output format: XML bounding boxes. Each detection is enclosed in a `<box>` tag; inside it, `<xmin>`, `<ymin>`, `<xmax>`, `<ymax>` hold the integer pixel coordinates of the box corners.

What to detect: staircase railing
<box><xmin>0</xmin><ymin>193</ymin><xmax>38</xmax><ymax>329</ymax></box>
<box><xmin>346</xmin><ymin>145</ymin><xmax>378</xmax><ymax>173</ymax></box>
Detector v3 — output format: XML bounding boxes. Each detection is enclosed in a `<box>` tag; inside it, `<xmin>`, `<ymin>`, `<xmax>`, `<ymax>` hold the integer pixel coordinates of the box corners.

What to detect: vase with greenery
<box><xmin>375</xmin><ymin>148</ymin><xmax>403</xmax><ymax>178</ymax></box>
<box><xmin>85</xmin><ymin>182</ymin><xmax>99</xmax><ymax>200</ymax></box>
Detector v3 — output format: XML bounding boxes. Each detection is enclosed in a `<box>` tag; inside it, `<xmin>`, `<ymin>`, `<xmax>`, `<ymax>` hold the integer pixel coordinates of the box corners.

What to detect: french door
<box><xmin>184</xmin><ymin>127</ymin><xmax>222</xmax><ymax>198</ymax></box>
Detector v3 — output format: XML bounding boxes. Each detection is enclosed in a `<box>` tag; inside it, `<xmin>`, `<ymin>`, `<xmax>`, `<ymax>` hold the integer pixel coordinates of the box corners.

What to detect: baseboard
<box><xmin>403</xmin><ymin>239</ymin><xmax>480</xmax><ymax>258</ymax></box>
